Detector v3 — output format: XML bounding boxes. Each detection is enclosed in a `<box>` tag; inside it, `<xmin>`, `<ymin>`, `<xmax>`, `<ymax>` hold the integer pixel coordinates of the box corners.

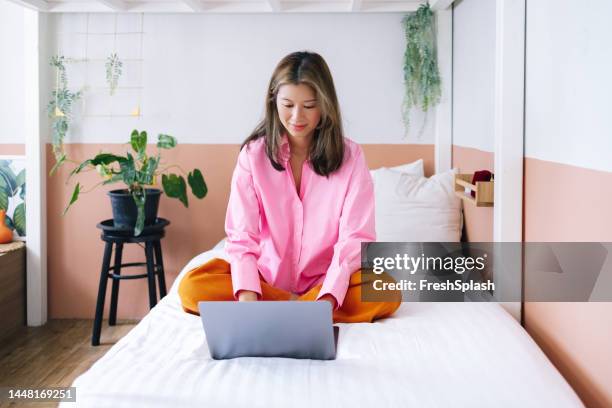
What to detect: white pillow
<box><xmin>374</xmin><ymin>168</ymin><xmax>463</xmax><ymax>242</ymax></box>
<box><xmin>369</xmin><ymin>159</ymin><xmax>424</xmax><ymax>179</ymax></box>
<box><xmin>389</xmin><ymin>159</ymin><xmax>425</xmax><ymax>177</ymax></box>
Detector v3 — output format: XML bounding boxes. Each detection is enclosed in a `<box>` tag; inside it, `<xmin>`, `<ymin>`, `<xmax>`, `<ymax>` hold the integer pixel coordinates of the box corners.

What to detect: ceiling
<box><xmin>9</xmin><ymin>0</ymin><xmax>454</xmax><ymax>14</ymax></box>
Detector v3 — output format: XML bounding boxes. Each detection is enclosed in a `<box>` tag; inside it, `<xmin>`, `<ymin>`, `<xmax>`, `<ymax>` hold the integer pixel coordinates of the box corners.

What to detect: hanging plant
<box><xmin>402</xmin><ymin>3</ymin><xmax>442</xmax><ymax>135</ymax></box>
<box><xmin>47</xmin><ymin>55</ymin><xmax>82</xmax><ymax>174</ymax></box>
<box><xmin>105</xmin><ymin>52</ymin><xmax>123</xmax><ymax>96</ymax></box>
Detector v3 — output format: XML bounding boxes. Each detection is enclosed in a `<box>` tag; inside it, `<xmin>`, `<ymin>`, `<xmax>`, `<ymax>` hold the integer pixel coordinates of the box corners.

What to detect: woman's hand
<box><xmin>238</xmin><ymin>290</ymin><xmax>258</xmax><ymax>302</ymax></box>
<box><xmin>318</xmin><ymin>294</ymin><xmax>337</xmax><ymax>310</ymax></box>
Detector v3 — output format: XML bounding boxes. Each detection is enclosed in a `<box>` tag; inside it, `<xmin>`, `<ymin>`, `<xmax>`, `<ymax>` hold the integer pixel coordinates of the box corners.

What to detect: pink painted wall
<box><xmin>524</xmin><ymin>157</ymin><xmax>612</xmax><ymax>408</ymax></box>
<box><xmin>0</xmin><ymin>144</ymin><xmax>25</xmax><ymax>155</ymax></box>
<box><xmin>452</xmin><ymin>145</ymin><xmax>494</xmax><ymax>242</ymax></box>
<box><xmin>43</xmin><ymin>143</ymin><xmax>433</xmax><ymax>319</ymax></box>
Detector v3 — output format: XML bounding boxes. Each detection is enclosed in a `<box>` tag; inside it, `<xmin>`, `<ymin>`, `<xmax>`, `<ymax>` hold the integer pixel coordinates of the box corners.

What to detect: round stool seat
<box><xmin>97</xmin><ymin>218</ymin><xmax>170</xmax><ymax>237</ymax></box>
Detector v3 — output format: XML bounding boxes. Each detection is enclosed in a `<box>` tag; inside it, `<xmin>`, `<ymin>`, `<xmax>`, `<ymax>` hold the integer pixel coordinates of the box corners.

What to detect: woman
<box><xmin>179</xmin><ymin>51</ymin><xmax>400</xmax><ymax>323</ymax></box>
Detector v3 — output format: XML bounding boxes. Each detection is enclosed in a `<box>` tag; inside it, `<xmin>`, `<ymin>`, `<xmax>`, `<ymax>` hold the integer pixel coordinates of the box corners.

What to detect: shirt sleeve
<box><xmin>224</xmin><ymin>146</ymin><xmax>263</xmax><ymax>300</ymax></box>
<box><xmin>316</xmin><ymin>145</ymin><xmax>376</xmax><ymax>309</ymax></box>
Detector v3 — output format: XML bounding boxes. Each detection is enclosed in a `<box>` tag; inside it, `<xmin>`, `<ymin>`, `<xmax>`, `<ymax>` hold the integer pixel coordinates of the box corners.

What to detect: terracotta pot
<box><xmin>0</xmin><ymin>210</ymin><xmax>13</xmax><ymax>244</ymax></box>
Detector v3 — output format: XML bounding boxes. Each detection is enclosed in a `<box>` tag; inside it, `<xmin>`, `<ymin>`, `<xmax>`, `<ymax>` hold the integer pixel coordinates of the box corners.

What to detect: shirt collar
<box><xmin>278</xmin><ymin>132</ymin><xmax>311</xmax><ymax>164</ymax></box>
<box><xmin>279</xmin><ymin>133</ymin><xmax>291</xmax><ymax>163</ymax></box>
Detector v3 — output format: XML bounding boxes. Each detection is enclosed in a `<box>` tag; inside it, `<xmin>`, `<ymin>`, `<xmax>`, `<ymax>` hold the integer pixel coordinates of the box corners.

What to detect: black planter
<box><xmin>108</xmin><ymin>189</ymin><xmax>161</xmax><ymax>230</ymax></box>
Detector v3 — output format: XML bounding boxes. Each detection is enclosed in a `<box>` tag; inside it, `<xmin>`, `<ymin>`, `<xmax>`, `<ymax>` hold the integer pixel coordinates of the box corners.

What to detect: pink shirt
<box><xmin>224</xmin><ymin>134</ymin><xmax>375</xmax><ymax>309</ymax></box>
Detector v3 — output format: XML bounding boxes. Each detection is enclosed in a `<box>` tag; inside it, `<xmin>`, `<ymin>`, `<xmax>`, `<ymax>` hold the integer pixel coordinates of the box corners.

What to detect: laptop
<box><xmin>198</xmin><ymin>301</ymin><xmax>338</xmax><ymax>360</ymax></box>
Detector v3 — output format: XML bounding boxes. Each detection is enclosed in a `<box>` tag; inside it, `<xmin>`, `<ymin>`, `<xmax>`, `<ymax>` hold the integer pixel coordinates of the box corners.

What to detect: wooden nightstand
<box><xmin>0</xmin><ymin>241</ymin><xmax>26</xmax><ymax>343</ymax></box>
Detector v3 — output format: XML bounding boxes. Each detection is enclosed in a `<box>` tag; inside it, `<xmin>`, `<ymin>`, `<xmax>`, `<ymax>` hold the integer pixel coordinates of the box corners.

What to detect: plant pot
<box><xmin>108</xmin><ymin>189</ymin><xmax>161</xmax><ymax>230</ymax></box>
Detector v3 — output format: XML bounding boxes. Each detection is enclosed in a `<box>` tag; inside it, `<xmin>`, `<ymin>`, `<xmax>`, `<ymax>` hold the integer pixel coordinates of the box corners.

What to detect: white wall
<box><xmin>452</xmin><ymin>0</ymin><xmax>495</xmax><ymax>152</ymax></box>
<box><xmin>525</xmin><ymin>0</ymin><xmax>612</xmax><ymax>172</ymax></box>
<box><xmin>48</xmin><ymin>13</ymin><xmax>435</xmax><ymax>145</ymax></box>
<box><xmin>0</xmin><ymin>0</ymin><xmax>25</xmax><ymax>144</ymax></box>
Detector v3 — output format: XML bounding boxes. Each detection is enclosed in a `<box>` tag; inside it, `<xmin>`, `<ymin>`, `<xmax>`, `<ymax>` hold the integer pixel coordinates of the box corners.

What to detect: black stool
<box><xmin>92</xmin><ymin>218</ymin><xmax>170</xmax><ymax>346</ymax></box>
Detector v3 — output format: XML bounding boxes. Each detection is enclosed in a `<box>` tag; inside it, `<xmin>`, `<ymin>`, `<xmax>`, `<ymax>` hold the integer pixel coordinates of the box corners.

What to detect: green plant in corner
<box><xmin>402</xmin><ymin>3</ymin><xmax>441</xmax><ymax>136</ymax></box>
<box><xmin>47</xmin><ymin>55</ymin><xmax>82</xmax><ymax>174</ymax></box>
<box><xmin>105</xmin><ymin>52</ymin><xmax>123</xmax><ymax>96</ymax></box>
<box><xmin>61</xmin><ymin>129</ymin><xmax>208</xmax><ymax>236</ymax></box>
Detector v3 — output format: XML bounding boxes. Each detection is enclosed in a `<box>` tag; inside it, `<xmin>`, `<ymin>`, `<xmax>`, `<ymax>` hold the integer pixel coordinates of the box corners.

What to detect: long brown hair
<box><xmin>242</xmin><ymin>51</ymin><xmax>345</xmax><ymax>176</ymax></box>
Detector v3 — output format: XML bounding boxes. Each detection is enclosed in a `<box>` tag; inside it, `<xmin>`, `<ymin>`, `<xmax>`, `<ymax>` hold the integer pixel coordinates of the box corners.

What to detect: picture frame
<box><xmin>0</xmin><ymin>155</ymin><xmax>26</xmax><ymax>241</ymax></box>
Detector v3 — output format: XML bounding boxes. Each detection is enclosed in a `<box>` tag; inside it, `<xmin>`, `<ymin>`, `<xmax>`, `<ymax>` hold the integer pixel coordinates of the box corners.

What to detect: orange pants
<box><xmin>178</xmin><ymin>258</ymin><xmax>401</xmax><ymax>323</ymax></box>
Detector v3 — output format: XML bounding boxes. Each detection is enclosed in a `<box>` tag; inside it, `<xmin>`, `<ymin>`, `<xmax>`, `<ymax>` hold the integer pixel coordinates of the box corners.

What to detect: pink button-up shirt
<box><xmin>224</xmin><ymin>134</ymin><xmax>375</xmax><ymax>308</ymax></box>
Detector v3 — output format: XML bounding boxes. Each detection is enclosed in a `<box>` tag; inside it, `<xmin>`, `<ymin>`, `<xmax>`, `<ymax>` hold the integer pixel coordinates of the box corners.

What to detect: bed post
<box><xmin>433</xmin><ymin>2</ymin><xmax>453</xmax><ymax>174</ymax></box>
<box><xmin>493</xmin><ymin>0</ymin><xmax>525</xmax><ymax>322</ymax></box>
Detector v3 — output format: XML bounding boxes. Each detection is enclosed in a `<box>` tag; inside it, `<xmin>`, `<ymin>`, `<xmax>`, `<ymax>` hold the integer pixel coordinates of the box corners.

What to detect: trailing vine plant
<box><xmin>47</xmin><ymin>55</ymin><xmax>82</xmax><ymax>174</ymax></box>
<box><xmin>402</xmin><ymin>3</ymin><xmax>442</xmax><ymax>136</ymax></box>
<box><xmin>105</xmin><ymin>52</ymin><xmax>123</xmax><ymax>96</ymax></box>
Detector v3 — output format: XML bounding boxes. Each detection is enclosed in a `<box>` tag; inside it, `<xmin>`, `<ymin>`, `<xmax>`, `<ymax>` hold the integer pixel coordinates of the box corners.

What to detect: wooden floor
<box><xmin>0</xmin><ymin>319</ymin><xmax>138</xmax><ymax>408</ymax></box>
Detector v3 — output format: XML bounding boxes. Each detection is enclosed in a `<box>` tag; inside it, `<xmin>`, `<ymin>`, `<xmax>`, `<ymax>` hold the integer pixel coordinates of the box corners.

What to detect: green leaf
<box><xmin>71</xmin><ymin>153</ymin><xmax>127</xmax><ymax>182</ymax></box>
<box><xmin>19</xmin><ymin>184</ymin><xmax>25</xmax><ymax>201</ymax></box>
<box><xmin>131</xmin><ymin>189</ymin><xmax>146</xmax><ymax>236</ymax></box>
<box><xmin>62</xmin><ymin>183</ymin><xmax>81</xmax><ymax>216</ymax></box>
<box><xmin>13</xmin><ymin>203</ymin><xmax>25</xmax><ymax>236</ymax></box>
<box><xmin>0</xmin><ymin>166</ymin><xmax>17</xmax><ymax>196</ymax></box>
<box><xmin>188</xmin><ymin>169</ymin><xmax>207</xmax><ymax>199</ymax></box>
<box><xmin>102</xmin><ymin>174</ymin><xmax>123</xmax><ymax>185</ymax></box>
<box><xmin>68</xmin><ymin>159</ymin><xmax>92</xmax><ymax>180</ymax></box>
<box><xmin>120</xmin><ymin>153</ymin><xmax>137</xmax><ymax>186</ymax></box>
<box><xmin>96</xmin><ymin>164</ymin><xmax>110</xmax><ymax>178</ymax></box>
<box><xmin>0</xmin><ymin>188</ymin><xmax>7</xmax><ymax>211</ymax></box>
<box><xmin>138</xmin><ymin>156</ymin><xmax>158</xmax><ymax>185</ymax></box>
<box><xmin>15</xmin><ymin>169</ymin><xmax>25</xmax><ymax>188</ymax></box>
<box><xmin>91</xmin><ymin>153</ymin><xmax>126</xmax><ymax>166</ymax></box>
<box><xmin>157</xmin><ymin>134</ymin><xmax>177</xmax><ymax>149</ymax></box>
<box><xmin>131</xmin><ymin>130</ymin><xmax>147</xmax><ymax>159</ymax></box>
<box><xmin>4</xmin><ymin>214</ymin><xmax>14</xmax><ymax>230</ymax></box>
<box><xmin>162</xmin><ymin>173</ymin><xmax>188</xmax><ymax>207</ymax></box>
<box><xmin>49</xmin><ymin>153</ymin><xmax>66</xmax><ymax>176</ymax></box>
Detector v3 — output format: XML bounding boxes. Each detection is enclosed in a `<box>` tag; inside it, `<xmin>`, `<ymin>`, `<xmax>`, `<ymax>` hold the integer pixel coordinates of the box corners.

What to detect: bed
<box><xmin>62</xmin><ymin>241</ymin><xmax>583</xmax><ymax>408</ymax></box>
<box><xmin>64</xmin><ymin>163</ymin><xmax>583</xmax><ymax>407</ymax></box>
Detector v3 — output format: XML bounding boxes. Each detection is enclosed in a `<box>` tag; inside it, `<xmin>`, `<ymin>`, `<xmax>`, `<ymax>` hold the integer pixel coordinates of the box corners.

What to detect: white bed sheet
<box><xmin>63</xmin><ymin>247</ymin><xmax>583</xmax><ymax>408</ymax></box>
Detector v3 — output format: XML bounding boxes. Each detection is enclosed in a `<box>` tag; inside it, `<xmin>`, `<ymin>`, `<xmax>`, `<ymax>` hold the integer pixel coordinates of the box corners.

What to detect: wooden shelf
<box><xmin>454</xmin><ymin>173</ymin><xmax>494</xmax><ymax>207</ymax></box>
<box><xmin>0</xmin><ymin>241</ymin><xmax>26</xmax><ymax>344</ymax></box>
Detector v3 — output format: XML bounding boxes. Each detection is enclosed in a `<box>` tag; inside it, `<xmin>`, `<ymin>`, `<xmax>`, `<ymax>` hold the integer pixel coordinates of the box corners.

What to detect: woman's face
<box><xmin>276</xmin><ymin>83</ymin><xmax>322</xmax><ymax>140</ymax></box>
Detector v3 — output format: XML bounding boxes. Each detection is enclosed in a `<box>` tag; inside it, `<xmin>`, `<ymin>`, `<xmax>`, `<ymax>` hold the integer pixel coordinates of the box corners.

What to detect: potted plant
<box><xmin>62</xmin><ymin>129</ymin><xmax>207</xmax><ymax>236</ymax></box>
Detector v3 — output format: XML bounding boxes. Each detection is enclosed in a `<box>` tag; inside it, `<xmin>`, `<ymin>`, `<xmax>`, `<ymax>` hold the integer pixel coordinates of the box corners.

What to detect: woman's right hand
<box><xmin>238</xmin><ymin>290</ymin><xmax>258</xmax><ymax>302</ymax></box>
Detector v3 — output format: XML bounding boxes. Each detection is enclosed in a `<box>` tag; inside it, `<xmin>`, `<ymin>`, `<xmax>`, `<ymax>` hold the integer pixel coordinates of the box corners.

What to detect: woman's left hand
<box><xmin>318</xmin><ymin>294</ymin><xmax>337</xmax><ymax>310</ymax></box>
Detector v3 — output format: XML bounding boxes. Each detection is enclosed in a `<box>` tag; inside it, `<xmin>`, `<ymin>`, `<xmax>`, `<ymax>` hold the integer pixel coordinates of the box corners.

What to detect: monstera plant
<box><xmin>62</xmin><ymin>129</ymin><xmax>207</xmax><ymax>236</ymax></box>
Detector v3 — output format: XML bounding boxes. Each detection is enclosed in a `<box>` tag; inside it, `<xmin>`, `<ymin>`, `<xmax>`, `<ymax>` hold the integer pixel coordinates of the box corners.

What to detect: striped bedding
<box><xmin>62</xmin><ymin>246</ymin><xmax>583</xmax><ymax>408</ymax></box>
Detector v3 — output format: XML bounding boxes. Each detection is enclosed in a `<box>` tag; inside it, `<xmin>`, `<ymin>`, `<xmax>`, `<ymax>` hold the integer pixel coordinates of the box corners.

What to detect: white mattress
<box><xmin>63</xmin><ymin>247</ymin><xmax>583</xmax><ymax>408</ymax></box>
